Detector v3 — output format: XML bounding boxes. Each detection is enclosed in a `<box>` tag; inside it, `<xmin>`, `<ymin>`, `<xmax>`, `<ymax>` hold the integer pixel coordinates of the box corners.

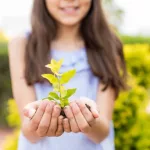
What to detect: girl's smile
<box><xmin>45</xmin><ymin>0</ymin><xmax>92</xmax><ymax>26</ymax></box>
<box><xmin>59</xmin><ymin>6</ymin><xmax>80</xmax><ymax>15</ymax></box>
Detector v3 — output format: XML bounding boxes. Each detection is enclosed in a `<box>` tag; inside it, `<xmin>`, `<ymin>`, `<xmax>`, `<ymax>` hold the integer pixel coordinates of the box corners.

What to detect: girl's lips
<box><xmin>60</xmin><ymin>7</ymin><xmax>79</xmax><ymax>15</ymax></box>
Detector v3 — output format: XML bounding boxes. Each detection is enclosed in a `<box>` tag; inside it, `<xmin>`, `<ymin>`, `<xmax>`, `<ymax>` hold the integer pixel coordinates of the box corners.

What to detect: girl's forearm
<box><xmin>85</xmin><ymin>116</ymin><xmax>110</xmax><ymax>144</ymax></box>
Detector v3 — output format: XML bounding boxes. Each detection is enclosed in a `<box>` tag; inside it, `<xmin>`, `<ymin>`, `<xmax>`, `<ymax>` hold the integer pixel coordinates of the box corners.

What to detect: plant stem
<box><xmin>58</xmin><ymin>77</ymin><xmax>61</xmax><ymax>99</ymax></box>
<box><xmin>56</xmin><ymin>75</ymin><xmax>62</xmax><ymax>106</ymax></box>
<box><xmin>54</xmin><ymin>73</ymin><xmax>61</xmax><ymax>98</ymax></box>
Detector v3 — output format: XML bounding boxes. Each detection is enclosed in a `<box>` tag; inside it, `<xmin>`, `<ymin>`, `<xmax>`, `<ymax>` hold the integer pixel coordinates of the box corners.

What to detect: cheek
<box><xmin>79</xmin><ymin>0</ymin><xmax>92</xmax><ymax>19</ymax></box>
<box><xmin>45</xmin><ymin>0</ymin><xmax>59</xmax><ymax>17</ymax></box>
<box><xmin>81</xmin><ymin>0</ymin><xmax>92</xmax><ymax>13</ymax></box>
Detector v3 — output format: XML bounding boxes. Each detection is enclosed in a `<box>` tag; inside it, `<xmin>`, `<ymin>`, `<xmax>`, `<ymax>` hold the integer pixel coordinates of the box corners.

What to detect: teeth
<box><xmin>64</xmin><ymin>8</ymin><xmax>75</xmax><ymax>11</ymax></box>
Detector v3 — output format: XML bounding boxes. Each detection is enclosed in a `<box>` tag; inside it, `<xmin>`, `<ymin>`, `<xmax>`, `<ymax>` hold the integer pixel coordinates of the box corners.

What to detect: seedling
<box><xmin>41</xmin><ymin>59</ymin><xmax>77</xmax><ymax>108</ymax></box>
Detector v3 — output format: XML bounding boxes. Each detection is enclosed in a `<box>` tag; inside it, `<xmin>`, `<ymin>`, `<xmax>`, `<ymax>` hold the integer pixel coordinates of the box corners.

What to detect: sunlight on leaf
<box><xmin>63</xmin><ymin>88</ymin><xmax>77</xmax><ymax>99</ymax></box>
<box><xmin>60</xmin><ymin>69</ymin><xmax>76</xmax><ymax>84</ymax></box>
<box><xmin>60</xmin><ymin>86</ymin><xmax>67</xmax><ymax>98</ymax></box>
<box><xmin>41</xmin><ymin>74</ymin><xmax>57</xmax><ymax>85</ymax></box>
<box><xmin>49</xmin><ymin>92</ymin><xmax>59</xmax><ymax>100</ymax></box>
<box><xmin>63</xmin><ymin>99</ymin><xmax>69</xmax><ymax>106</ymax></box>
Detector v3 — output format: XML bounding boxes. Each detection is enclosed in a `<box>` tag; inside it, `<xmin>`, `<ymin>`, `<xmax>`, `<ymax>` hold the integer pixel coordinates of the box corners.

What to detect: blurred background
<box><xmin>0</xmin><ymin>0</ymin><xmax>150</xmax><ymax>149</ymax></box>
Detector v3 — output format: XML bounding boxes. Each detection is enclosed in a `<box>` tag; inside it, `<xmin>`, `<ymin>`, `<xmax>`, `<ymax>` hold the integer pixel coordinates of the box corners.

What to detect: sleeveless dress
<box><xmin>18</xmin><ymin>47</ymin><xmax>115</xmax><ymax>150</ymax></box>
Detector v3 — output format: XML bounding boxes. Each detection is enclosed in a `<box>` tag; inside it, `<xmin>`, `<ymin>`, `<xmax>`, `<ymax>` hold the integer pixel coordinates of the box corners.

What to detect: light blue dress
<box><xmin>18</xmin><ymin>47</ymin><xmax>115</xmax><ymax>150</ymax></box>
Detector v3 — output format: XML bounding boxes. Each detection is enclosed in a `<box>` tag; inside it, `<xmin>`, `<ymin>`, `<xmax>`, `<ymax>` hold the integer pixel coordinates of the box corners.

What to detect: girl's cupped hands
<box><xmin>23</xmin><ymin>100</ymin><xmax>64</xmax><ymax>137</ymax></box>
<box><xmin>63</xmin><ymin>97</ymin><xmax>100</xmax><ymax>134</ymax></box>
<box><xmin>23</xmin><ymin>97</ymin><xmax>100</xmax><ymax>137</ymax></box>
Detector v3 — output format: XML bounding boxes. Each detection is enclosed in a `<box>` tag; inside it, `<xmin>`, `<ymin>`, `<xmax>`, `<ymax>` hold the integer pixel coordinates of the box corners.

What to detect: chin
<box><xmin>59</xmin><ymin>19</ymin><xmax>81</xmax><ymax>27</ymax></box>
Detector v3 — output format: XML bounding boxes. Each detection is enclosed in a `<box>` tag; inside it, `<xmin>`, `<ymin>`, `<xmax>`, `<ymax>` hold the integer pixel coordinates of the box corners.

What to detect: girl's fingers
<box><xmin>63</xmin><ymin>118</ymin><xmax>71</xmax><ymax>133</ymax></box>
<box><xmin>24</xmin><ymin>108</ymin><xmax>36</xmax><ymax>119</ymax></box>
<box><xmin>90</xmin><ymin>107</ymin><xmax>99</xmax><ymax>118</ymax></box>
<box><xmin>79</xmin><ymin>97</ymin><xmax>99</xmax><ymax>118</ymax></box>
<box><xmin>23</xmin><ymin>101</ymin><xmax>41</xmax><ymax>118</ymax></box>
<box><xmin>29</xmin><ymin>100</ymin><xmax>49</xmax><ymax>131</ymax></box>
<box><xmin>47</xmin><ymin>105</ymin><xmax>61</xmax><ymax>136</ymax></box>
<box><xmin>55</xmin><ymin>116</ymin><xmax>64</xmax><ymax>137</ymax></box>
<box><xmin>76</xmin><ymin>100</ymin><xmax>95</xmax><ymax>126</ymax></box>
<box><xmin>70</xmin><ymin>102</ymin><xmax>90</xmax><ymax>134</ymax></box>
<box><xmin>64</xmin><ymin>106</ymin><xmax>80</xmax><ymax>133</ymax></box>
<box><xmin>36</xmin><ymin>101</ymin><xmax>55</xmax><ymax>137</ymax></box>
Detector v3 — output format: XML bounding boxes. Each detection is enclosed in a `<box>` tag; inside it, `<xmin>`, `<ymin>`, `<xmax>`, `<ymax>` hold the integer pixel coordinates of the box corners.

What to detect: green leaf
<box><xmin>46</xmin><ymin>59</ymin><xmax>64</xmax><ymax>74</ymax></box>
<box><xmin>41</xmin><ymin>74</ymin><xmax>58</xmax><ymax>85</ymax></box>
<box><xmin>42</xmin><ymin>97</ymin><xmax>54</xmax><ymax>101</ymax></box>
<box><xmin>60</xmin><ymin>86</ymin><xmax>67</xmax><ymax>97</ymax></box>
<box><xmin>42</xmin><ymin>97</ymin><xmax>48</xmax><ymax>100</ymax></box>
<box><xmin>60</xmin><ymin>69</ymin><xmax>76</xmax><ymax>84</ymax></box>
<box><xmin>60</xmin><ymin>99</ymin><xmax>69</xmax><ymax>108</ymax></box>
<box><xmin>61</xmin><ymin>90</ymin><xmax>67</xmax><ymax>98</ymax></box>
<box><xmin>49</xmin><ymin>92</ymin><xmax>59</xmax><ymax>99</ymax></box>
<box><xmin>57</xmin><ymin>59</ymin><xmax>64</xmax><ymax>68</ymax></box>
<box><xmin>52</xmin><ymin>66</ymin><xmax>59</xmax><ymax>74</ymax></box>
<box><xmin>53</xmin><ymin>83</ymin><xmax>59</xmax><ymax>92</ymax></box>
<box><xmin>60</xmin><ymin>101</ymin><xmax>65</xmax><ymax>108</ymax></box>
<box><xmin>51</xmin><ymin>59</ymin><xmax>57</xmax><ymax>65</ymax></box>
<box><xmin>54</xmin><ymin>59</ymin><xmax>63</xmax><ymax>73</ymax></box>
<box><xmin>50</xmin><ymin>66</ymin><xmax>59</xmax><ymax>74</ymax></box>
<box><xmin>64</xmin><ymin>99</ymin><xmax>69</xmax><ymax>106</ymax></box>
<box><xmin>63</xmin><ymin>88</ymin><xmax>76</xmax><ymax>99</ymax></box>
<box><xmin>47</xmin><ymin>97</ymin><xmax>55</xmax><ymax>101</ymax></box>
<box><xmin>45</xmin><ymin>64</ymin><xmax>52</xmax><ymax>69</ymax></box>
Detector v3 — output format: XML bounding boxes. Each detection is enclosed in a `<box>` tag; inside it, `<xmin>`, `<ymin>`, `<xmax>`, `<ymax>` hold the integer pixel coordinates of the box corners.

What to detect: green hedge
<box><xmin>114</xmin><ymin>44</ymin><xmax>150</xmax><ymax>149</ymax></box>
<box><xmin>120</xmin><ymin>35</ymin><xmax>150</xmax><ymax>44</ymax></box>
<box><xmin>125</xmin><ymin>44</ymin><xmax>150</xmax><ymax>88</ymax></box>
<box><xmin>0</xmin><ymin>42</ymin><xmax>12</xmax><ymax>127</ymax></box>
<box><xmin>114</xmin><ymin>76</ymin><xmax>149</xmax><ymax>149</ymax></box>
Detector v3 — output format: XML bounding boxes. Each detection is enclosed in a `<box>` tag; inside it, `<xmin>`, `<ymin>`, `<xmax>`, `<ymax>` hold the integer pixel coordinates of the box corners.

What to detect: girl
<box><xmin>8</xmin><ymin>0</ymin><xmax>127</xmax><ymax>150</ymax></box>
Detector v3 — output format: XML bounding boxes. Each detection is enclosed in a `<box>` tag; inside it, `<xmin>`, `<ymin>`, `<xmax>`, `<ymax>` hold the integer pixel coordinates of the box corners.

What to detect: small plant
<box><xmin>41</xmin><ymin>59</ymin><xmax>77</xmax><ymax>108</ymax></box>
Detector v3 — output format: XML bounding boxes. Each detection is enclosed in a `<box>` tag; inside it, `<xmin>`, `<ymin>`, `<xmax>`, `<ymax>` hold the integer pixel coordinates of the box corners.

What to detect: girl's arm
<box><xmin>8</xmin><ymin>35</ymin><xmax>36</xmax><ymax>122</ymax></box>
<box><xmin>84</xmin><ymin>83</ymin><xmax>115</xmax><ymax>143</ymax></box>
<box><xmin>8</xmin><ymin>36</ymin><xmax>64</xmax><ymax>143</ymax></box>
<box><xmin>8</xmin><ymin>35</ymin><xmax>43</xmax><ymax>142</ymax></box>
<box><xmin>63</xmin><ymin>83</ymin><xmax>115</xmax><ymax>144</ymax></box>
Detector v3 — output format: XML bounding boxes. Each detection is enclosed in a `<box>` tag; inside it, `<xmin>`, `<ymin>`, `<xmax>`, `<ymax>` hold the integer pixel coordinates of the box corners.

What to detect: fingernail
<box><xmin>23</xmin><ymin>108</ymin><xmax>28</xmax><ymax>116</ymax></box>
<box><xmin>55</xmin><ymin>105</ymin><xmax>60</xmax><ymax>110</ymax></box>
<box><xmin>94</xmin><ymin>110</ymin><xmax>99</xmax><ymax>118</ymax></box>
<box><xmin>50</xmin><ymin>101</ymin><xmax>56</xmax><ymax>107</ymax></box>
<box><xmin>28</xmin><ymin>108</ymin><xmax>36</xmax><ymax>118</ymax></box>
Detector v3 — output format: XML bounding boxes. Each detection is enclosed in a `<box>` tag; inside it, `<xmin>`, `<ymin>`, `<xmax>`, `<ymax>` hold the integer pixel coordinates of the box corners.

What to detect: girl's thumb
<box><xmin>23</xmin><ymin>108</ymin><xmax>36</xmax><ymax>119</ymax></box>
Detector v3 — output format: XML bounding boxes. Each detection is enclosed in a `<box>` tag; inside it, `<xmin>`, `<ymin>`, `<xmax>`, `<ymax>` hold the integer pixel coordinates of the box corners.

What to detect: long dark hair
<box><xmin>25</xmin><ymin>0</ymin><xmax>127</xmax><ymax>97</ymax></box>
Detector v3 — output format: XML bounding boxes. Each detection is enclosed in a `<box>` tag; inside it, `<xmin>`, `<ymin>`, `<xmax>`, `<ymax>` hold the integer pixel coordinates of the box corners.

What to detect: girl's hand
<box><xmin>23</xmin><ymin>100</ymin><xmax>64</xmax><ymax>138</ymax></box>
<box><xmin>63</xmin><ymin>97</ymin><xmax>99</xmax><ymax>134</ymax></box>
